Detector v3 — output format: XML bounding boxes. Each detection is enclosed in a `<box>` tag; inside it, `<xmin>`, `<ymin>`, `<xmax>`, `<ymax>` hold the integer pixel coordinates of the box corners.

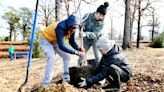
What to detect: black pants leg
<box><xmin>106</xmin><ymin>64</ymin><xmax>129</xmax><ymax>89</ymax></box>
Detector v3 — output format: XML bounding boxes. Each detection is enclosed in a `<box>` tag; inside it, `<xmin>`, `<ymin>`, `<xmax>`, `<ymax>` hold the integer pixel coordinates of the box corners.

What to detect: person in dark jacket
<box><xmin>78</xmin><ymin>2</ymin><xmax>109</xmax><ymax>67</ymax></box>
<box><xmin>39</xmin><ymin>14</ymin><xmax>85</xmax><ymax>87</ymax></box>
<box><xmin>78</xmin><ymin>37</ymin><xmax>132</xmax><ymax>91</ymax></box>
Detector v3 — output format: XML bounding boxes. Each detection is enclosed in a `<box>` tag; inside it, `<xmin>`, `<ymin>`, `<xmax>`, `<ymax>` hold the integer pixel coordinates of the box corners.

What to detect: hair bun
<box><xmin>104</xmin><ymin>2</ymin><xmax>109</xmax><ymax>7</ymax></box>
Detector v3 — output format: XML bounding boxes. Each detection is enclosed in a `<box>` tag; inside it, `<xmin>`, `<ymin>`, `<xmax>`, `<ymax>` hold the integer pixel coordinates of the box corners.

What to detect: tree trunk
<box><xmin>45</xmin><ymin>18</ymin><xmax>49</xmax><ymax>27</ymax></box>
<box><xmin>23</xmin><ymin>26</ymin><xmax>26</xmax><ymax>41</ymax></box>
<box><xmin>152</xmin><ymin>9</ymin><xmax>155</xmax><ymax>41</ymax></box>
<box><xmin>122</xmin><ymin>0</ymin><xmax>131</xmax><ymax>49</ymax></box>
<box><xmin>64</xmin><ymin>0</ymin><xmax>70</xmax><ymax>17</ymax></box>
<box><xmin>129</xmin><ymin>10</ymin><xmax>134</xmax><ymax>45</ymax></box>
<box><xmin>9</xmin><ymin>26</ymin><xmax>12</xmax><ymax>41</ymax></box>
<box><xmin>14</xmin><ymin>31</ymin><xmax>16</xmax><ymax>41</ymax></box>
<box><xmin>137</xmin><ymin>0</ymin><xmax>141</xmax><ymax>48</ymax></box>
<box><xmin>9</xmin><ymin>31</ymin><xmax>12</xmax><ymax>41</ymax></box>
<box><xmin>55</xmin><ymin>0</ymin><xmax>61</xmax><ymax>21</ymax></box>
<box><xmin>130</xmin><ymin>22</ymin><xmax>132</xmax><ymax>45</ymax></box>
<box><xmin>130</xmin><ymin>0</ymin><xmax>137</xmax><ymax>45</ymax></box>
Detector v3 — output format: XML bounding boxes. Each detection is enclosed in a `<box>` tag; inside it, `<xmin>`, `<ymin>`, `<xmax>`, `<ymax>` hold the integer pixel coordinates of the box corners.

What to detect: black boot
<box><xmin>103</xmin><ymin>71</ymin><xmax>121</xmax><ymax>92</ymax></box>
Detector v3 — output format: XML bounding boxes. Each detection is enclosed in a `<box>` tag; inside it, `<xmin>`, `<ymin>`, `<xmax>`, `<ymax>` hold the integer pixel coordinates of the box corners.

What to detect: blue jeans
<box><xmin>39</xmin><ymin>36</ymin><xmax>70</xmax><ymax>87</ymax></box>
<box><xmin>9</xmin><ymin>53</ymin><xmax>14</xmax><ymax>60</ymax></box>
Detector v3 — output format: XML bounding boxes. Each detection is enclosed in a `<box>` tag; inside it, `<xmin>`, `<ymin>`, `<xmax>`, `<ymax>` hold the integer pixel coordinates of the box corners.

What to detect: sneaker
<box><xmin>63</xmin><ymin>76</ymin><xmax>70</xmax><ymax>83</ymax></box>
<box><xmin>55</xmin><ymin>79</ymin><xmax>63</xmax><ymax>84</ymax></box>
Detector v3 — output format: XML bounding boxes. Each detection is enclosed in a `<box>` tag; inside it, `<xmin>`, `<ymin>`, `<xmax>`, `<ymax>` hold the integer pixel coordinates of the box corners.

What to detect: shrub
<box><xmin>32</xmin><ymin>39</ymin><xmax>43</xmax><ymax>58</ymax></box>
<box><xmin>4</xmin><ymin>36</ymin><xmax>9</xmax><ymax>41</ymax></box>
<box><xmin>150</xmin><ymin>32</ymin><xmax>164</xmax><ymax>48</ymax></box>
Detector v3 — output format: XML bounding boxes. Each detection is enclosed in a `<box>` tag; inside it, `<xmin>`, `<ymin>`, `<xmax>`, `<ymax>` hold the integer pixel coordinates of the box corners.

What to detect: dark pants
<box><xmin>106</xmin><ymin>64</ymin><xmax>131</xmax><ymax>89</ymax></box>
<box><xmin>9</xmin><ymin>53</ymin><xmax>14</xmax><ymax>60</ymax></box>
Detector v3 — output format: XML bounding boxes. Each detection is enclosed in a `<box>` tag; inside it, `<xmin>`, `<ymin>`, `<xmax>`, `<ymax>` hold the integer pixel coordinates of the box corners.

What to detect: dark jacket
<box><xmin>55</xmin><ymin>15</ymin><xmax>80</xmax><ymax>54</ymax></box>
<box><xmin>86</xmin><ymin>45</ymin><xmax>132</xmax><ymax>86</ymax></box>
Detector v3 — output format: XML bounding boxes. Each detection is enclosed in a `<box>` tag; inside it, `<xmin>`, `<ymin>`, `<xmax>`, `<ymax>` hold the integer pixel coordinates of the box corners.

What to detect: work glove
<box><xmin>78</xmin><ymin>77</ymin><xmax>87</xmax><ymax>87</ymax></box>
<box><xmin>74</xmin><ymin>51</ymin><xmax>85</xmax><ymax>58</ymax></box>
<box><xmin>79</xmin><ymin>46</ymin><xmax>85</xmax><ymax>52</ymax></box>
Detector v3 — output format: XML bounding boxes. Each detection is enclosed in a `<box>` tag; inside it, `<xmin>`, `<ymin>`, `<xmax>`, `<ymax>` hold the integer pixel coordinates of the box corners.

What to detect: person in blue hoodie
<box><xmin>78</xmin><ymin>2</ymin><xmax>109</xmax><ymax>68</ymax></box>
<box><xmin>39</xmin><ymin>14</ymin><xmax>85</xmax><ymax>87</ymax></box>
<box><xmin>78</xmin><ymin>37</ymin><xmax>132</xmax><ymax>92</ymax></box>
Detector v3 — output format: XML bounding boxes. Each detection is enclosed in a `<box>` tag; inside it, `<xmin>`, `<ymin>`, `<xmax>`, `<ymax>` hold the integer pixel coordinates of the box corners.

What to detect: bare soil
<box><xmin>0</xmin><ymin>46</ymin><xmax>164</xmax><ymax>92</ymax></box>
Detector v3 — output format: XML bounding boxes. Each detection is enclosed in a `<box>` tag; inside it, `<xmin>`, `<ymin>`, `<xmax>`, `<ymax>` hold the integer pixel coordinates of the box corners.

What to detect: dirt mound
<box><xmin>32</xmin><ymin>82</ymin><xmax>80</xmax><ymax>92</ymax></box>
<box><xmin>31</xmin><ymin>82</ymin><xmax>104</xmax><ymax>92</ymax></box>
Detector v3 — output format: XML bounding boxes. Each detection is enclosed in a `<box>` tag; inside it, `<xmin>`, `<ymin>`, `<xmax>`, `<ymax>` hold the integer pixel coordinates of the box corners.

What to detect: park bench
<box><xmin>14</xmin><ymin>52</ymin><xmax>29</xmax><ymax>59</ymax></box>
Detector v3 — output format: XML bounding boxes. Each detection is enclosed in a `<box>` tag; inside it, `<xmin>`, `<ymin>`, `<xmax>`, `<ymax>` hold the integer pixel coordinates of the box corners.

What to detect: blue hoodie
<box><xmin>55</xmin><ymin>14</ymin><xmax>80</xmax><ymax>54</ymax></box>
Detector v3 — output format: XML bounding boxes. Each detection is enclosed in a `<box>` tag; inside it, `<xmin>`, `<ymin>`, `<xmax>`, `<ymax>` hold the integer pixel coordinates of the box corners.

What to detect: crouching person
<box><xmin>78</xmin><ymin>37</ymin><xmax>132</xmax><ymax>91</ymax></box>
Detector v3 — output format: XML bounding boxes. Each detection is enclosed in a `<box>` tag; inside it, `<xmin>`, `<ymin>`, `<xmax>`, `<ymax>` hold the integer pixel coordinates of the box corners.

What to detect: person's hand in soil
<box><xmin>78</xmin><ymin>77</ymin><xmax>87</xmax><ymax>87</ymax></box>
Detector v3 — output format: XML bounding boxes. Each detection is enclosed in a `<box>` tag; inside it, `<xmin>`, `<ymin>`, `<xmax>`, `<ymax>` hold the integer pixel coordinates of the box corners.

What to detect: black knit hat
<box><xmin>96</xmin><ymin>2</ymin><xmax>109</xmax><ymax>15</ymax></box>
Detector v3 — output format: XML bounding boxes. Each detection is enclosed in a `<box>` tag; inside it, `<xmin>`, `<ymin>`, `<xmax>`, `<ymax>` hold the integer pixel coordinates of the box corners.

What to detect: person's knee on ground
<box><xmin>106</xmin><ymin>64</ymin><xmax>121</xmax><ymax>89</ymax></box>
